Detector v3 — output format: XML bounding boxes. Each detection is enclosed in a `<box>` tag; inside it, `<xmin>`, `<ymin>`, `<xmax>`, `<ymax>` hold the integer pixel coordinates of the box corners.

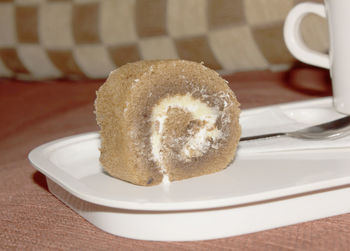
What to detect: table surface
<box><xmin>1</xmin><ymin>65</ymin><xmax>350</xmax><ymax>250</ymax></box>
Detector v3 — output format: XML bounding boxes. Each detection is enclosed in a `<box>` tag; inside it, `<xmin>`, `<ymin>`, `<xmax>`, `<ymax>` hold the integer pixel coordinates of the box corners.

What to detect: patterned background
<box><xmin>0</xmin><ymin>0</ymin><xmax>328</xmax><ymax>80</ymax></box>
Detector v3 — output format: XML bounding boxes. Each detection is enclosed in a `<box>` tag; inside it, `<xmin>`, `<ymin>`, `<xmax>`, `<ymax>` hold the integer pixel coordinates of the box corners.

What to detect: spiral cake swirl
<box><xmin>95</xmin><ymin>60</ymin><xmax>241</xmax><ymax>186</ymax></box>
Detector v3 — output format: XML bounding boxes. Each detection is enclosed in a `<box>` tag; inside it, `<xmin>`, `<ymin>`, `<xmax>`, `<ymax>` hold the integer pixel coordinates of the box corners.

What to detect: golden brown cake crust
<box><xmin>95</xmin><ymin>60</ymin><xmax>241</xmax><ymax>186</ymax></box>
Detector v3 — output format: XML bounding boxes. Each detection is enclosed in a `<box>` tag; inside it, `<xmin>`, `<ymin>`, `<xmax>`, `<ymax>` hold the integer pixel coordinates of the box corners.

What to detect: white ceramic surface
<box><xmin>29</xmin><ymin>97</ymin><xmax>350</xmax><ymax>241</ymax></box>
<box><xmin>284</xmin><ymin>0</ymin><xmax>350</xmax><ymax>114</ymax></box>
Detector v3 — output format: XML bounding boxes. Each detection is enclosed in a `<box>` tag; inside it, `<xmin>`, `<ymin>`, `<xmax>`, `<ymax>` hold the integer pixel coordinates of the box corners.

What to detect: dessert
<box><xmin>95</xmin><ymin>60</ymin><xmax>241</xmax><ymax>186</ymax></box>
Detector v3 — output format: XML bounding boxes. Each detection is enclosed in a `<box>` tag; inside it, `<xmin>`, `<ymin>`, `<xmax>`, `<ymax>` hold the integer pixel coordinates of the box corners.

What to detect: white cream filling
<box><xmin>150</xmin><ymin>93</ymin><xmax>221</xmax><ymax>177</ymax></box>
<box><xmin>181</xmin><ymin>126</ymin><xmax>222</xmax><ymax>160</ymax></box>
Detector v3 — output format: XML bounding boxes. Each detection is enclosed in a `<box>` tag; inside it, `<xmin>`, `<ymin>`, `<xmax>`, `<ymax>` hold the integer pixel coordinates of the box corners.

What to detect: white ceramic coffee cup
<box><xmin>284</xmin><ymin>0</ymin><xmax>350</xmax><ymax>114</ymax></box>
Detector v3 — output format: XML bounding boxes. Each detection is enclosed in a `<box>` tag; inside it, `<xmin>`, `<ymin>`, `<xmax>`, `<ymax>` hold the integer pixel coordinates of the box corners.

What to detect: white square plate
<box><xmin>29</xmin><ymin>97</ymin><xmax>350</xmax><ymax>241</ymax></box>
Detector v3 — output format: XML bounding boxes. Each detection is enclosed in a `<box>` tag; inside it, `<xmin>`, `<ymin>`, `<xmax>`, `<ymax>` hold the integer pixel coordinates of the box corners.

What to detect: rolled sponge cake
<box><xmin>95</xmin><ymin>60</ymin><xmax>241</xmax><ymax>186</ymax></box>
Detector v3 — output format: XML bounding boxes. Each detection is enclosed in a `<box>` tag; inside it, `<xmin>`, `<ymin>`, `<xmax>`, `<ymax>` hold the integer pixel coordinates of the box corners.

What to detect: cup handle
<box><xmin>284</xmin><ymin>2</ymin><xmax>330</xmax><ymax>69</ymax></box>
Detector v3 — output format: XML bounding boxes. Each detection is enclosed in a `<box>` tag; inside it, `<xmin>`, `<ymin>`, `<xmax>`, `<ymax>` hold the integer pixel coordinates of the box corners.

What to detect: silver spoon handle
<box><xmin>240</xmin><ymin>132</ymin><xmax>285</xmax><ymax>141</ymax></box>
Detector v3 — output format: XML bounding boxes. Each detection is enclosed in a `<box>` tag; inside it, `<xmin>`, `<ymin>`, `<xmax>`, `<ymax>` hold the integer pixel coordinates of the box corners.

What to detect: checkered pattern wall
<box><xmin>0</xmin><ymin>0</ymin><xmax>328</xmax><ymax>80</ymax></box>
